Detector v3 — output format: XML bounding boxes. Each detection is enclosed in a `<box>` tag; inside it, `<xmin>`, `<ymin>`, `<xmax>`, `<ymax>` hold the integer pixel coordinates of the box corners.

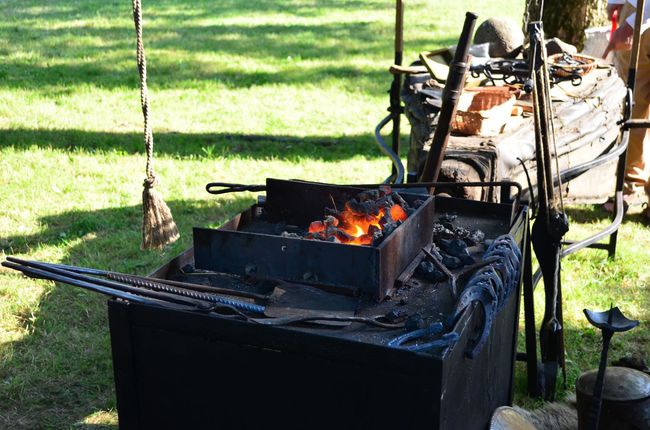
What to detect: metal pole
<box><xmin>523</xmin><ymin>223</ymin><xmax>542</xmax><ymax>397</ymax></box>
<box><xmin>390</xmin><ymin>0</ymin><xmax>405</xmax><ymax>181</ymax></box>
<box><xmin>610</xmin><ymin>0</ymin><xmax>646</xmax><ymax>257</ymax></box>
<box><xmin>627</xmin><ymin>0</ymin><xmax>646</xmax><ymax>92</ymax></box>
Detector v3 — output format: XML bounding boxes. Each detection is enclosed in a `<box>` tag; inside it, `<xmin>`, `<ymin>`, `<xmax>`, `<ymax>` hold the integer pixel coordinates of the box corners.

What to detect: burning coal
<box><xmin>304</xmin><ymin>186</ymin><xmax>418</xmax><ymax>246</ymax></box>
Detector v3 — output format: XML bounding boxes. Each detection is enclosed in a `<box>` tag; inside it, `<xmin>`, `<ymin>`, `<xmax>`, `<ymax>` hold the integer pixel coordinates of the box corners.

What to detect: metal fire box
<box><xmin>108</xmin><ymin>196</ymin><xmax>527</xmax><ymax>430</ymax></box>
<box><xmin>193</xmin><ymin>179</ymin><xmax>436</xmax><ymax>299</ymax></box>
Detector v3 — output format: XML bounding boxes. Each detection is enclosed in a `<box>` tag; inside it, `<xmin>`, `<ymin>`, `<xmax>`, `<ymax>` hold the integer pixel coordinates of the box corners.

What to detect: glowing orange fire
<box><xmin>306</xmin><ymin>190</ymin><xmax>408</xmax><ymax>246</ymax></box>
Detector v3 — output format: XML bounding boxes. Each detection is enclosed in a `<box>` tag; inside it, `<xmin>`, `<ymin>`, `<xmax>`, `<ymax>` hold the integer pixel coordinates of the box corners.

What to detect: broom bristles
<box><xmin>142</xmin><ymin>177</ymin><xmax>179</xmax><ymax>250</ymax></box>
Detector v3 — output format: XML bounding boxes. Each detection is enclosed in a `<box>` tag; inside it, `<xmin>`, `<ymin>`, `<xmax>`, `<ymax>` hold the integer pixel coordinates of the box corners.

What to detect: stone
<box><xmin>474</xmin><ymin>17</ymin><xmax>525</xmax><ymax>58</ymax></box>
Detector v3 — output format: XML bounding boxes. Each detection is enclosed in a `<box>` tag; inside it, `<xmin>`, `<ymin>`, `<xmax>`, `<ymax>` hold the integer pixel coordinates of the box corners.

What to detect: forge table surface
<box><xmin>160</xmin><ymin>196</ymin><xmax>519</xmax><ymax>356</ymax></box>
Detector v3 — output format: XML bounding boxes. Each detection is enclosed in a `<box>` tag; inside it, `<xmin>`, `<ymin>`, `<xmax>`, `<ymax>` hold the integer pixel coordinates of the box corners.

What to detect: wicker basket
<box><xmin>452</xmin><ymin>86</ymin><xmax>517</xmax><ymax>136</ymax></box>
<box><xmin>547</xmin><ymin>53</ymin><xmax>596</xmax><ymax>77</ymax></box>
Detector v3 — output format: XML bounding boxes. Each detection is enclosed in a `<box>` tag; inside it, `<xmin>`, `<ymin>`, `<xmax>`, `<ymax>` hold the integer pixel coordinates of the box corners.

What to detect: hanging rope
<box><xmin>131</xmin><ymin>0</ymin><xmax>179</xmax><ymax>249</ymax></box>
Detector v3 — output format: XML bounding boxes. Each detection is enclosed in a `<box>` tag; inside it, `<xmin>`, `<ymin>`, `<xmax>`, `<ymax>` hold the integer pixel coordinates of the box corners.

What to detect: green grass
<box><xmin>0</xmin><ymin>0</ymin><xmax>648</xmax><ymax>428</ymax></box>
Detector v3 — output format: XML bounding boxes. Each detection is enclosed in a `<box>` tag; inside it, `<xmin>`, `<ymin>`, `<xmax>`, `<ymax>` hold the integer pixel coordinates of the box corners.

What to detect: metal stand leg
<box><xmin>390</xmin><ymin>1</ymin><xmax>404</xmax><ymax>180</ymax></box>
<box><xmin>608</xmin><ymin>127</ymin><xmax>631</xmax><ymax>258</ymax></box>
<box><xmin>523</xmin><ymin>221</ymin><xmax>542</xmax><ymax>397</ymax></box>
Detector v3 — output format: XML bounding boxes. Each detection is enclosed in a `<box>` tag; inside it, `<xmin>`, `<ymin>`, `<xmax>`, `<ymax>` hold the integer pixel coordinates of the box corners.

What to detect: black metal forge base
<box><xmin>108</xmin><ymin>197</ymin><xmax>527</xmax><ymax>430</ymax></box>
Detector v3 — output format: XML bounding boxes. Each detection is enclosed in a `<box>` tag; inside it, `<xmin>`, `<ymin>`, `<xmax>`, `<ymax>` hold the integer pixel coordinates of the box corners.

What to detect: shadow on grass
<box><xmin>1</xmin><ymin>0</ymin><xmax>456</xmax><ymax>92</ymax></box>
<box><xmin>0</xmin><ymin>1</ymin><xmax>456</xmax><ymax>93</ymax></box>
<box><xmin>7</xmin><ymin>0</ymin><xmax>390</xmax><ymax>23</ymax></box>
<box><xmin>0</xmin><ymin>128</ymin><xmax>394</xmax><ymax>161</ymax></box>
<box><xmin>565</xmin><ymin>205</ymin><xmax>649</xmax><ymax>225</ymax></box>
<box><xmin>0</xmin><ymin>195</ymin><xmax>253</xmax><ymax>428</ymax></box>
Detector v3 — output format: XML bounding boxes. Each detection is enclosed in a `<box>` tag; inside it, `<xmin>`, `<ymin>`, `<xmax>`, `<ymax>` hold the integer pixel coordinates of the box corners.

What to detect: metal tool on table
<box><xmin>5</xmin><ymin>257</ymin><xmax>266</xmax><ymax>300</ymax></box>
<box><xmin>447</xmin><ymin>234</ymin><xmax>521</xmax><ymax>358</ymax></box>
<box><xmin>3</xmin><ymin>258</ymin><xmax>264</xmax><ymax>314</ymax></box>
<box><xmin>2</xmin><ymin>260</ymin><xmax>234</xmax><ymax>314</ymax></box>
<box><xmin>419</xmin><ymin>12</ymin><xmax>478</xmax><ymax>185</ymax></box>
<box><xmin>253</xmin><ymin>314</ymin><xmax>404</xmax><ymax>329</ymax></box>
<box><xmin>206</xmin><ymin>179</ymin><xmax>522</xmax><ymax>206</ymax></box>
<box><xmin>391</xmin><ymin>234</ymin><xmax>521</xmax><ymax>358</ymax></box>
<box><xmin>470</xmin><ymin>59</ymin><xmax>533</xmax><ymax>90</ymax></box>
<box><xmin>387</xmin><ymin>322</ymin><xmax>459</xmax><ymax>352</ymax></box>
<box><xmin>263</xmin><ymin>283</ymin><xmax>357</xmax><ymax>327</ymax></box>
<box><xmin>582</xmin><ymin>306</ymin><xmax>640</xmax><ymax>430</ymax></box>
<box><xmin>449</xmin><ymin>282</ymin><xmax>497</xmax><ymax>358</ymax></box>
<box><xmin>528</xmin><ymin>21</ymin><xmax>570</xmax><ymax>401</ymax></box>
<box><xmin>469</xmin><ymin>57</ymin><xmax>586</xmax><ymax>91</ymax></box>
<box><xmin>3</xmin><ymin>257</ymin><xmax>406</xmax><ymax>329</ymax></box>
<box><xmin>421</xmin><ymin>247</ymin><xmax>499</xmax><ymax>297</ymax></box>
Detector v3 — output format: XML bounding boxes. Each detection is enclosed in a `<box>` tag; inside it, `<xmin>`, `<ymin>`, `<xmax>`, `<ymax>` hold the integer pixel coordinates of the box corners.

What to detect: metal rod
<box><xmin>627</xmin><ymin>0</ymin><xmax>646</xmax><ymax>93</ymax></box>
<box><xmin>2</xmin><ymin>260</ymin><xmax>191</xmax><ymax>309</ymax></box>
<box><xmin>206</xmin><ymin>180</ymin><xmax>522</xmax><ymax>206</ymax></box>
<box><xmin>529</xmin><ymin>21</ymin><xmax>567</xmax><ymax>401</ymax></box>
<box><xmin>622</xmin><ymin>118</ymin><xmax>650</xmax><ymax>128</ymax></box>
<box><xmin>390</xmin><ymin>0</ymin><xmax>405</xmax><ymax>180</ymax></box>
<box><xmin>522</xmin><ymin>221</ymin><xmax>541</xmax><ymax>397</ymax></box>
<box><xmin>561</xmin><ymin>192</ymin><xmax>625</xmax><ymax>256</ymax></box>
<box><xmin>557</xmin><ymin>132</ymin><xmax>628</xmax><ymax>184</ymax></box>
<box><xmin>12</xmin><ymin>258</ymin><xmax>267</xmax><ymax>300</ymax></box>
<box><xmin>531</xmin><ymin>190</ymin><xmax>626</xmax><ymax>288</ymax></box>
<box><xmin>104</xmin><ymin>272</ymin><xmax>265</xmax><ymax>314</ymax></box>
<box><xmin>5</xmin><ymin>257</ymin><xmax>265</xmax><ymax>313</ymax></box>
<box><xmin>375</xmin><ymin>113</ymin><xmax>406</xmax><ymax>184</ymax></box>
<box><xmin>422</xmin><ymin>247</ymin><xmax>457</xmax><ymax>293</ymax></box>
<box><xmin>611</xmin><ymin>0</ymin><xmax>647</xmax><ymax>257</ymax></box>
<box><xmin>587</xmin><ymin>331</ymin><xmax>613</xmax><ymax>430</ymax></box>
<box><xmin>422</xmin><ymin>247</ymin><xmax>499</xmax><ymax>297</ymax></box>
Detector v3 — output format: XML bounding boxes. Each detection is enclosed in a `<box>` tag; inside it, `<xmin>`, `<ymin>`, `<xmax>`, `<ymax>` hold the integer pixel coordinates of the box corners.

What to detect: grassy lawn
<box><xmin>0</xmin><ymin>0</ymin><xmax>648</xmax><ymax>427</ymax></box>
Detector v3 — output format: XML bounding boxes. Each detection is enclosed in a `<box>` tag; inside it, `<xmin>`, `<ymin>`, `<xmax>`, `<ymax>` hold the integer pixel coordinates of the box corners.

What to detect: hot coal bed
<box><xmin>108</xmin><ymin>179</ymin><xmax>528</xmax><ymax>430</ymax></box>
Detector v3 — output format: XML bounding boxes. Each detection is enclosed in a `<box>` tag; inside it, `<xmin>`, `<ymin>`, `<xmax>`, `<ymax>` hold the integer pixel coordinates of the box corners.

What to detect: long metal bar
<box><xmin>207</xmin><ymin>180</ymin><xmax>522</xmax><ymax>205</ymax></box>
<box><xmin>2</xmin><ymin>261</ymin><xmax>193</xmax><ymax>309</ymax></box>
<box><xmin>522</xmin><ymin>219</ymin><xmax>541</xmax><ymax>397</ymax></box>
<box><xmin>622</xmin><ymin>118</ymin><xmax>650</xmax><ymax>128</ymax></box>
<box><xmin>390</xmin><ymin>0</ymin><xmax>404</xmax><ymax>180</ymax></box>
<box><xmin>529</xmin><ymin>21</ymin><xmax>567</xmax><ymax>401</ymax></box>
<box><xmin>610</xmin><ymin>0</ymin><xmax>646</xmax><ymax>257</ymax></box>
<box><xmin>15</xmin><ymin>258</ymin><xmax>267</xmax><ymax>300</ymax></box>
<box><xmin>5</xmin><ymin>257</ymin><xmax>264</xmax><ymax>313</ymax></box>
<box><xmin>627</xmin><ymin>0</ymin><xmax>646</xmax><ymax>93</ymax></box>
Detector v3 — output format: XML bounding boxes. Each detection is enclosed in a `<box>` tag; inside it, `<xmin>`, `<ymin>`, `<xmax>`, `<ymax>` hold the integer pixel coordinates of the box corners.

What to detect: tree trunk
<box><xmin>535</xmin><ymin>0</ymin><xmax>609</xmax><ymax>50</ymax></box>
